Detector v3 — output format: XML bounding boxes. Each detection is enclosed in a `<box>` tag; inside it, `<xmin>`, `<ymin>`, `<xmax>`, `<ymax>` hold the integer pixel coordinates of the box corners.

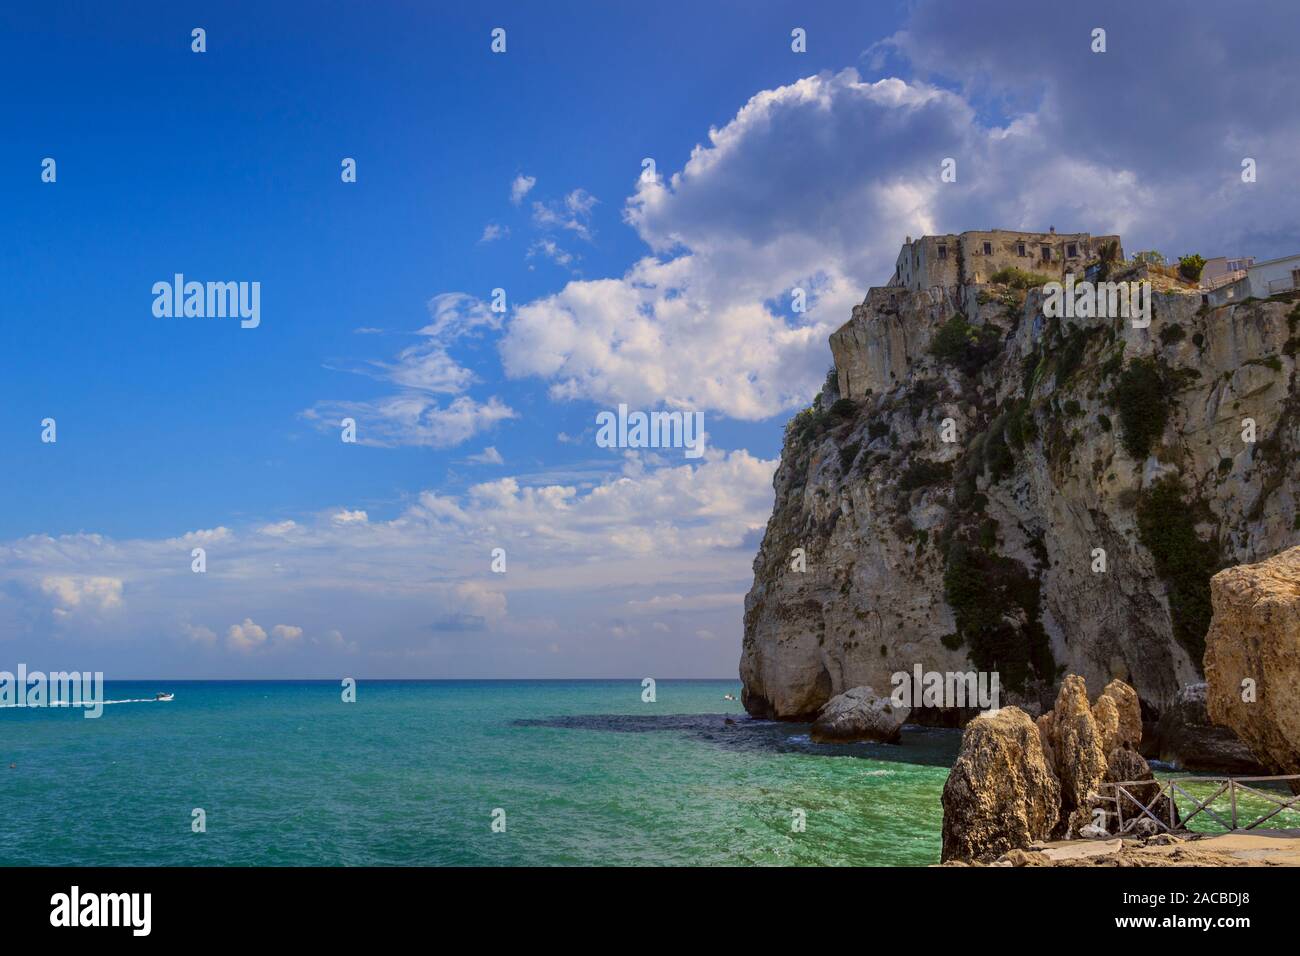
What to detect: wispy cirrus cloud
<box><xmin>304</xmin><ymin>293</ymin><xmax>513</xmax><ymax>448</ymax></box>
<box><xmin>532</xmin><ymin>188</ymin><xmax>599</xmax><ymax>240</ymax></box>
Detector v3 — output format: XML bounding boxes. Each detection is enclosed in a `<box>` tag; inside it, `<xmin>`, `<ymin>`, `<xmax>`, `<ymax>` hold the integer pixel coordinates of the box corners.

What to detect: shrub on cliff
<box><xmin>1094</xmin><ymin>239</ymin><xmax>1121</xmax><ymax>280</ymax></box>
<box><xmin>1178</xmin><ymin>254</ymin><xmax>1206</xmax><ymax>282</ymax></box>
<box><xmin>898</xmin><ymin>458</ymin><xmax>952</xmax><ymax>492</ymax></box>
<box><xmin>1110</xmin><ymin>357</ymin><xmax>1171</xmax><ymax>460</ymax></box>
<box><xmin>930</xmin><ymin>315</ymin><xmax>1002</xmax><ymax>375</ymax></box>
<box><xmin>989</xmin><ymin>267</ymin><xmax>1054</xmax><ymax>290</ymax></box>
<box><xmin>942</xmin><ymin>540</ymin><xmax>1054</xmax><ymax>691</ymax></box>
<box><xmin>1136</xmin><ymin>476</ymin><xmax>1220</xmax><ymax>664</ymax></box>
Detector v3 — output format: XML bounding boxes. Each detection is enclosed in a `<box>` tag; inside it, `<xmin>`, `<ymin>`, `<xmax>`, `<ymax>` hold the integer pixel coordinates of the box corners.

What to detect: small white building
<box><xmin>1199</xmin><ymin>255</ymin><xmax>1254</xmax><ymax>290</ymax></box>
<box><xmin>1206</xmin><ymin>252</ymin><xmax>1300</xmax><ymax>306</ymax></box>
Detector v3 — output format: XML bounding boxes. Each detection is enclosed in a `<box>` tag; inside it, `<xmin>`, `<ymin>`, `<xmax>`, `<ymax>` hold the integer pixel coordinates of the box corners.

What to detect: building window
<box><xmin>937</xmin><ymin>245</ymin><xmax>947</xmax><ymax>259</ymax></box>
<box><xmin>1041</xmin><ymin>245</ymin><xmax>1051</xmax><ymax>261</ymax></box>
<box><xmin>983</xmin><ymin>241</ymin><xmax>992</xmax><ymax>255</ymax></box>
<box><xmin>1067</xmin><ymin>243</ymin><xmax>1078</xmax><ymax>258</ymax></box>
<box><xmin>1017</xmin><ymin>242</ymin><xmax>1026</xmax><ymax>257</ymax></box>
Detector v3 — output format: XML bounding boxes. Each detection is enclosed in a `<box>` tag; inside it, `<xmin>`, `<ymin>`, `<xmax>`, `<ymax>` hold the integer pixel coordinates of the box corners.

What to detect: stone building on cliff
<box><xmin>891</xmin><ymin>229</ymin><xmax>1124</xmax><ymax>294</ymax></box>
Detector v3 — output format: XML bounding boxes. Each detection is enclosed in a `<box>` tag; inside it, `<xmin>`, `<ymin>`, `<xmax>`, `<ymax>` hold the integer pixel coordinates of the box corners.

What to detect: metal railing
<box><xmin>1098</xmin><ymin>775</ymin><xmax>1300</xmax><ymax>835</ymax></box>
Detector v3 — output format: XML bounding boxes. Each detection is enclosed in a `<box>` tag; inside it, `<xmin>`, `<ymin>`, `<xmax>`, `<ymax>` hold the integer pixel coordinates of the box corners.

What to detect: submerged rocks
<box><xmin>1156</xmin><ymin>683</ymin><xmax>1267</xmax><ymax>774</ymax></box>
<box><xmin>1204</xmin><ymin>546</ymin><xmax>1300</xmax><ymax>779</ymax></box>
<box><xmin>941</xmin><ymin>707</ymin><xmax>1060</xmax><ymax>863</ymax></box>
<box><xmin>810</xmin><ymin>686</ymin><xmax>909</xmax><ymax>743</ymax></box>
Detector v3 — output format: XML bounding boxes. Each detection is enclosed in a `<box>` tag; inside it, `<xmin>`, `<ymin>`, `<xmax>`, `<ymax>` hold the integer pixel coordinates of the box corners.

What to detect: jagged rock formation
<box><xmin>943</xmin><ymin>676</ymin><xmax>1178</xmax><ymax>860</ymax></box>
<box><xmin>1099</xmin><ymin>679</ymin><xmax>1142</xmax><ymax>749</ymax></box>
<box><xmin>1204</xmin><ymin>545</ymin><xmax>1300</xmax><ymax>778</ymax></box>
<box><xmin>940</xmin><ymin>707</ymin><xmax>1060</xmax><ymax>863</ymax></box>
<box><xmin>1155</xmin><ymin>682</ymin><xmax>1266</xmax><ymax>774</ymax></box>
<box><xmin>1051</xmin><ymin>676</ymin><xmax>1109</xmax><ymax>834</ymax></box>
<box><xmin>809</xmin><ymin>685</ymin><xmax>909</xmax><ymax>743</ymax></box>
<box><xmin>741</xmin><ymin>252</ymin><xmax>1299</xmax><ymax>722</ymax></box>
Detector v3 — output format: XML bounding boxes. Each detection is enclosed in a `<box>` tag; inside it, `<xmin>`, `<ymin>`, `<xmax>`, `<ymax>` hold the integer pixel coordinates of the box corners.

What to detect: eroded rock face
<box><xmin>1100</xmin><ymin>679</ymin><xmax>1143</xmax><ymax>750</ymax></box>
<box><xmin>810</xmin><ymin>685</ymin><xmax>909</xmax><ymax>743</ymax></box>
<box><xmin>742</xmin><ymin>267</ymin><xmax>1298</xmax><ymax>721</ymax></box>
<box><xmin>941</xmin><ymin>707</ymin><xmax>1060</xmax><ymax>863</ymax></box>
<box><xmin>1050</xmin><ymin>676</ymin><xmax>1108</xmax><ymax>834</ymax></box>
<box><xmin>1156</xmin><ymin>683</ymin><xmax>1267</xmax><ymax>774</ymax></box>
<box><xmin>1036</xmin><ymin>712</ymin><xmax>1057</xmax><ymax>770</ymax></box>
<box><xmin>1092</xmin><ymin>694</ymin><xmax>1121</xmax><ymax>755</ymax></box>
<box><xmin>1204</xmin><ymin>546</ymin><xmax>1300</xmax><ymax>776</ymax></box>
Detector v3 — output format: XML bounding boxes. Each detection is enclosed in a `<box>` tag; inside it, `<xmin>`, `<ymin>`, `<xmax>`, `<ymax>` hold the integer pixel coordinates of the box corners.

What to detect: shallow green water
<box><xmin>0</xmin><ymin>680</ymin><xmax>960</xmax><ymax>866</ymax></box>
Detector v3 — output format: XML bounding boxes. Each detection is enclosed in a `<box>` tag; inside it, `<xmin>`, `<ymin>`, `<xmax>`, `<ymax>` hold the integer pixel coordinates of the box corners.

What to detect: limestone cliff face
<box><xmin>741</xmin><ymin>265</ymin><xmax>1299</xmax><ymax>721</ymax></box>
<box><xmin>1204</xmin><ymin>546</ymin><xmax>1300</xmax><ymax>777</ymax></box>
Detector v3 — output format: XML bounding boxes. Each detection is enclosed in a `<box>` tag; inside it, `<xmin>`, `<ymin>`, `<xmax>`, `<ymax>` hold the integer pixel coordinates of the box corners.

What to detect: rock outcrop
<box><xmin>1204</xmin><ymin>546</ymin><xmax>1300</xmax><ymax>777</ymax></box>
<box><xmin>1155</xmin><ymin>682</ymin><xmax>1267</xmax><ymax>774</ymax></box>
<box><xmin>943</xmin><ymin>675</ymin><xmax>1183</xmax><ymax>859</ymax></box>
<box><xmin>1099</xmin><ymin>679</ymin><xmax>1143</xmax><ymax>750</ymax></box>
<box><xmin>940</xmin><ymin>707</ymin><xmax>1060</xmax><ymax>863</ymax></box>
<box><xmin>809</xmin><ymin>685</ymin><xmax>909</xmax><ymax>743</ymax></box>
<box><xmin>1091</xmin><ymin>693</ymin><xmax>1121</xmax><ymax>754</ymax></box>
<box><xmin>741</xmin><ymin>252</ymin><xmax>1298</xmax><ymax>723</ymax></box>
<box><xmin>1051</xmin><ymin>676</ymin><xmax>1109</xmax><ymax>835</ymax></box>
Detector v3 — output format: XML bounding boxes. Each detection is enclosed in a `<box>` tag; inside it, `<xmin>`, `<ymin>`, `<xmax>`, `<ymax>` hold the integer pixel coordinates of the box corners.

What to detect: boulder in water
<box><xmin>810</xmin><ymin>685</ymin><xmax>908</xmax><ymax>743</ymax></box>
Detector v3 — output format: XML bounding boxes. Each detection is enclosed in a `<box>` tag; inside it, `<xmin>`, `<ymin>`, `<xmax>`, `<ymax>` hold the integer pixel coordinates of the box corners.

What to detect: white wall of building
<box><xmin>1246</xmin><ymin>254</ymin><xmax>1300</xmax><ymax>298</ymax></box>
<box><xmin>1207</xmin><ymin>252</ymin><xmax>1300</xmax><ymax>306</ymax></box>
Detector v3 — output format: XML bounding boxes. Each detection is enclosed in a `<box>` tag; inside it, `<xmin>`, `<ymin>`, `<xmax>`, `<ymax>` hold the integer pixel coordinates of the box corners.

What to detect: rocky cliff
<box><xmin>1204</xmin><ymin>545</ymin><xmax>1300</xmax><ymax>778</ymax></box>
<box><xmin>741</xmin><ymin>261</ymin><xmax>1299</xmax><ymax>722</ymax></box>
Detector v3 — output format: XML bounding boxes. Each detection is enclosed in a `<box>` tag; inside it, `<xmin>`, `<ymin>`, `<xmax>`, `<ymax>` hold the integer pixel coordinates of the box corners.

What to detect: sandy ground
<box><xmin>991</xmin><ymin>829</ymin><xmax>1300</xmax><ymax>866</ymax></box>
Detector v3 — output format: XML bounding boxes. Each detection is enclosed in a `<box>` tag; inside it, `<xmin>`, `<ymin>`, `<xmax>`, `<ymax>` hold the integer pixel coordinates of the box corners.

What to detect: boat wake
<box><xmin>1</xmin><ymin>697</ymin><xmax>173</xmax><ymax>708</ymax></box>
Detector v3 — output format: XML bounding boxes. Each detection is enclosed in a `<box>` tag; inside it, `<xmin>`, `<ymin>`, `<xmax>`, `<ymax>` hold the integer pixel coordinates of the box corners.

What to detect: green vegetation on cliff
<box><xmin>1136</xmin><ymin>476</ymin><xmax>1220</xmax><ymax>666</ymax></box>
<box><xmin>989</xmin><ymin>266</ymin><xmax>1055</xmax><ymax>289</ymax></box>
<box><xmin>930</xmin><ymin>315</ymin><xmax>1002</xmax><ymax>375</ymax></box>
<box><xmin>942</xmin><ymin>539</ymin><xmax>1055</xmax><ymax>692</ymax></box>
<box><xmin>1110</xmin><ymin>357</ymin><xmax>1171</xmax><ymax>460</ymax></box>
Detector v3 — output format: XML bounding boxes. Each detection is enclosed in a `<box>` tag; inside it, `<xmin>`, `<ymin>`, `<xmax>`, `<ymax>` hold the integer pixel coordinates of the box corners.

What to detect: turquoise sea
<box><xmin>0</xmin><ymin>680</ymin><xmax>960</xmax><ymax>866</ymax></box>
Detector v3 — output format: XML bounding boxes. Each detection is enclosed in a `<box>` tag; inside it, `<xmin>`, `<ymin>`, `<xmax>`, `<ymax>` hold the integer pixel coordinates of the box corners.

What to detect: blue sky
<box><xmin>2</xmin><ymin>1</ymin><xmax>1298</xmax><ymax>678</ymax></box>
